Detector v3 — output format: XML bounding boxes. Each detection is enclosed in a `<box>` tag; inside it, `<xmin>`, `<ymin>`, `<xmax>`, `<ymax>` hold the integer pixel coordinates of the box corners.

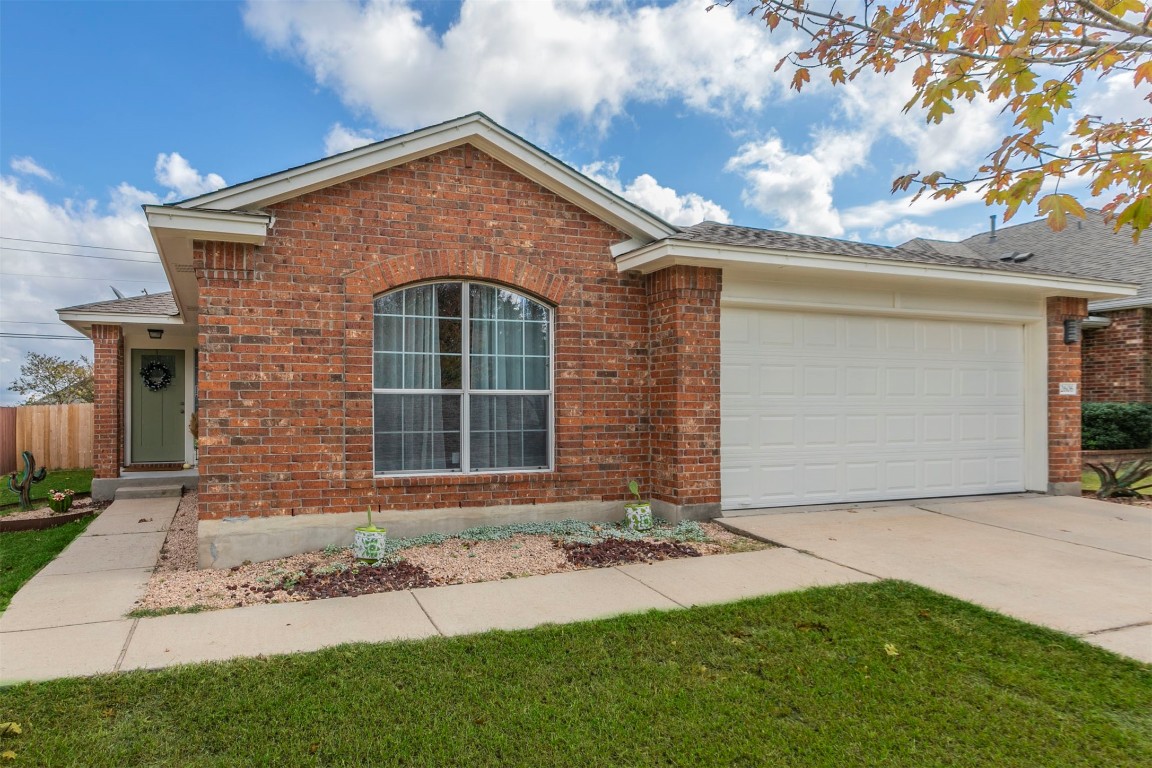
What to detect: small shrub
<box><xmin>1081</xmin><ymin>402</ymin><xmax>1152</xmax><ymax>450</ymax></box>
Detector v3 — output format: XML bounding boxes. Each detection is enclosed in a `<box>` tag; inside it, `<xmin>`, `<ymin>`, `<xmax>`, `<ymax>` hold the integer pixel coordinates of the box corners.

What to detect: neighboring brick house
<box><xmin>903</xmin><ymin>212</ymin><xmax>1150</xmax><ymax>404</ymax></box>
<box><xmin>59</xmin><ymin>114</ymin><xmax>1134</xmax><ymax>568</ymax></box>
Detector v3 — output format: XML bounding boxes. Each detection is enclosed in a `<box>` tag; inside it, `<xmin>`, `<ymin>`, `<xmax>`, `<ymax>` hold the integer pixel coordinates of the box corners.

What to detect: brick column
<box><xmin>91</xmin><ymin>324</ymin><xmax>124</xmax><ymax>480</ymax></box>
<box><xmin>646</xmin><ymin>265</ymin><xmax>722</xmax><ymax>520</ymax></box>
<box><xmin>1047</xmin><ymin>297</ymin><xmax>1088</xmax><ymax>495</ymax></box>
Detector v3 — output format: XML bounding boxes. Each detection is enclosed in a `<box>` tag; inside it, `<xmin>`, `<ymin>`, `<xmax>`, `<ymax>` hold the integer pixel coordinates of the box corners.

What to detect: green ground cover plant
<box><xmin>0</xmin><ymin>517</ymin><xmax>92</xmax><ymax>612</ymax></box>
<box><xmin>1</xmin><ymin>581</ymin><xmax>1148</xmax><ymax>767</ymax></box>
<box><xmin>0</xmin><ymin>468</ymin><xmax>93</xmax><ymax>514</ymax></box>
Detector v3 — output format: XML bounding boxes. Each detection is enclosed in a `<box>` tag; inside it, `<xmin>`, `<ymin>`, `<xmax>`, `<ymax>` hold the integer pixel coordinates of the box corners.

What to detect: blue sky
<box><xmin>0</xmin><ymin>0</ymin><xmax>1135</xmax><ymax>404</ymax></box>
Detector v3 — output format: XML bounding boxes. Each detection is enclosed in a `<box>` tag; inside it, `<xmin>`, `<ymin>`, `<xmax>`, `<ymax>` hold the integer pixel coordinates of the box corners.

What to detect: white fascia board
<box><xmin>463</xmin><ymin>132</ymin><xmax>676</xmax><ymax>241</ymax></box>
<box><xmin>144</xmin><ymin>206</ymin><xmax>271</xmax><ymax>244</ymax></box>
<box><xmin>171</xmin><ymin>114</ymin><xmax>675</xmax><ymax>243</ymax></box>
<box><xmin>56</xmin><ymin>313</ymin><xmax>184</xmax><ymax>337</ymax></box>
<box><xmin>615</xmin><ymin>240</ymin><xmax>1139</xmax><ymax>299</ymax></box>
<box><xmin>1087</xmin><ymin>296</ymin><xmax>1152</xmax><ymax>312</ymax></box>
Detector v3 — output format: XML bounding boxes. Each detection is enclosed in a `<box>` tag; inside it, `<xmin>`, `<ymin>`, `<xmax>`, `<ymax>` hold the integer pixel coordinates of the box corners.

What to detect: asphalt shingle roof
<box><xmin>902</xmin><ymin>211</ymin><xmax>1149</xmax><ymax>306</ymax></box>
<box><xmin>672</xmin><ymin>221</ymin><xmax>1109</xmax><ymax>281</ymax></box>
<box><xmin>58</xmin><ymin>291</ymin><xmax>178</xmax><ymax>316</ymax></box>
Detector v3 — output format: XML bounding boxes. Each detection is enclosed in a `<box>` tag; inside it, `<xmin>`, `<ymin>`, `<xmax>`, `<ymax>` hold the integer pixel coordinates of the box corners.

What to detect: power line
<box><xmin>0</xmin><ymin>236</ymin><xmax>157</xmax><ymax>254</ymax></box>
<box><xmin>0</xmin><ymin>246</ymin><xmax>161</xmax><ymax>264</ymax></box>
<box><xmin>0</xmin><ymin>271</ymin><xmax>167</xmax><ymax>283</ymax></box>
<box><xmin>0</xmin><ymin>333</ymin><xmax>89</xmax><ymax>341</ymax></box>
<box><xmin>0</xmin><ymin>321</ymin><xmax>67</xmax><ymax>325</ymax></box>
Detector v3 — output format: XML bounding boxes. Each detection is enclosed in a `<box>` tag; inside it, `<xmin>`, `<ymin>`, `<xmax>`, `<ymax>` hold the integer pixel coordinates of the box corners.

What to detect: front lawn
<box><xmin>0</xmin><ymin>467</ymin><xmax>93</xmax><ymax>513</ymax></box>
<box><xmin>0</xmin><ymin>516</ymin><xmax>92</xmax><ymax>612</ymax></box>
<box><xmin>1</xmin><ymin>581</ymin><xmax>1148</xmax><ymax>767</ymax></box>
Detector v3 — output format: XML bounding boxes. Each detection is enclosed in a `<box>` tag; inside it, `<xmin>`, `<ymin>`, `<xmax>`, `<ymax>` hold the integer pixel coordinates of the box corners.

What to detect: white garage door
<box><xmin>721</xmin><ymin>308</ymin><xmax>1026</xmax><ymax>510</ymax></box>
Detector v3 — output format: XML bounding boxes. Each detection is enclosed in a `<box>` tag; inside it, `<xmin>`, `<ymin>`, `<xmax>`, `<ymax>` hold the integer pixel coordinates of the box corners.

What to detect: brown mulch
<box><xmin>559</xmin><ymin>538</ymin><xmax>702</xmax><ymax>567</ymax></box>
<box><xmin>278</xmin><ymin>561</ymin><xmax>436</xmax><ymax>600</ymax></box>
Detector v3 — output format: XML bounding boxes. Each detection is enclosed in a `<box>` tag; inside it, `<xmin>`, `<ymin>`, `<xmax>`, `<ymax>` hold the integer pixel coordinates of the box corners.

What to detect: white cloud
<box><xmin>836</xmin><ymin>72</ymin><xmax>1005</xmax><ymax>176</ymax></box>
<box><xmin>9</xmin><ymin>156</ymin><xmax>54</xmax><ymax>181</ymax></box>
<box><xmin>154</xmin><ymin>152</ymin><xmax>226</xmax><ymax>199</ymax></box>
<box><xmin>324</xmin><ymin>123</ymin><xmax>380</xmax><ymax>156</ymax></box>
<box><xmin>581</xmin><ymin>159</ymin><xmax>730</xmax><ymax>225</ymax></box>
<box><xmin>243</xmin><ymin>0</ymin><xmax>797</xmax><ymax>136</ymax></box>
<box><xmin>841</xmin><ymin>186</ymin><xmax>987</xmax><ymax>231</ymax></box>
<box><xmin>725</xmin><ymin>130</ymin><xmax>868</xmax><ymax>236</ymax></box>
<box><xmin>869</xmin><ymin>218</ymin><xmax>988</xmax><ymax>246</ymax></box>
<box><xmin>1076</xmin><ymin>72</ymin><xmax>1148</xmax><ymax>127</ymax></box>
<box><xmin>0</xmin><ymin>156</ymin><xmax>224</xmax><ymax>404</ymax></box>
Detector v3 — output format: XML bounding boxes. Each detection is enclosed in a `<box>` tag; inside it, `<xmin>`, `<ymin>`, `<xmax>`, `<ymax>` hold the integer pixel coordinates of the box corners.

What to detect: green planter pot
<box><xmin>353</xmin><ymin>526</ymin><xmax>388</xmax><ymax>564</ymax></box>
<box><xmin>624</xmin><ymin>501</ymin><xmax>653</xmax><ymax>533</ymax></box>
<box><xmin>48</xmin><ymin>496</ymin><xmax>73</xmax><ymax>515</ymax></box>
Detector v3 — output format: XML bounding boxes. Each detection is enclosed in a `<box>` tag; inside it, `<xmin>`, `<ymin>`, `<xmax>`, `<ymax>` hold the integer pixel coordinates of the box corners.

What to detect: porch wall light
<box><xmin>147</xmin><ymin>328</ymin><xmax>164</xmax><ymax>340</ymax></box>
<box><xmin>1063</xmin><ymin>318</ymin><xmax>1080</xmax><ymax>344</ymax></box>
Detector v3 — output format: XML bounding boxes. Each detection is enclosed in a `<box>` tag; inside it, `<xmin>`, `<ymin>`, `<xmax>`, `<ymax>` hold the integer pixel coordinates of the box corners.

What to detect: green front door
<box><xmin>131</xmin><ymin>349</ymin><xmax>185</xmax><ymax>463</ymax></box>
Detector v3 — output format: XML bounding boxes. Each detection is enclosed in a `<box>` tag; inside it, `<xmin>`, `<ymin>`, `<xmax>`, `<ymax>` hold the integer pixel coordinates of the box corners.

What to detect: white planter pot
<box><xmin>353</xmin><ymin>527</ymin><xmax>388</xmax><ymax>564</ymax></box>
<box><xmin>624</xmin><ymin>502</ymin><xmax>653</xmax><ymax>532</ymax></box>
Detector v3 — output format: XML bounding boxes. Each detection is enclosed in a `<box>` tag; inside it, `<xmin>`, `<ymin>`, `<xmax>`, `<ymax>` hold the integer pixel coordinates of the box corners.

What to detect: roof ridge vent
<box><xmin>998</xmin><ymin>251</ymin><xmax>1034</xmax><ymax>263</ymax></box>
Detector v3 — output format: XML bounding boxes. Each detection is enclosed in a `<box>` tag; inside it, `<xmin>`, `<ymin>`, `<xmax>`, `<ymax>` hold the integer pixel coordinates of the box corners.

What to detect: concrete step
<box><xmin>115</xmin><ymin>484</ymin><xmax>183</xmax><ymax>501</ymax></box>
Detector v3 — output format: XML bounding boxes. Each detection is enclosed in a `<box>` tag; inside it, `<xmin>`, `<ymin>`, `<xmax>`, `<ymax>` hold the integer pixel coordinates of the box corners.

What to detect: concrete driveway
<box><xmin>721</xmin><ymin>495</ymin><xmax>1152</xmax><ymax>663</ymax></box>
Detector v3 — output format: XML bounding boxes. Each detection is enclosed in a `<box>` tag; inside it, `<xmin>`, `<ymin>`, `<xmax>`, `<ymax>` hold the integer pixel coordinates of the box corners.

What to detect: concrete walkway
<box><xmin>3</xmin><ymin>494</ymin><xmax>1147</xmax><ymax>684</ymax></box>
<box><xmin>721</xmin><ymin>495</ymin><xmax>1152</xmax><ymax>663</ymax></box>
<box><xmin>0</xmin><ymin>499</ymin><xmax>870</xmax><ymax>684</ymax></box>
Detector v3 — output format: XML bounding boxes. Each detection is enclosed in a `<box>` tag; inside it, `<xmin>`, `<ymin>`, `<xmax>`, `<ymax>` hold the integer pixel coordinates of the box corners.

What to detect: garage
<box><xmin>721</xmin><ymin>307</ymin><xmax>1027</xmax><ymax>509</ymax></box>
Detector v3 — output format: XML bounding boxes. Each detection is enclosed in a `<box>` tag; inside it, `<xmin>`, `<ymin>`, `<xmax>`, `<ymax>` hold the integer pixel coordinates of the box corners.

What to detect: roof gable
<box><xmin>173</xmin><ymin>113</ymin><xmax>677</xmax><ymax>244</ymax></box>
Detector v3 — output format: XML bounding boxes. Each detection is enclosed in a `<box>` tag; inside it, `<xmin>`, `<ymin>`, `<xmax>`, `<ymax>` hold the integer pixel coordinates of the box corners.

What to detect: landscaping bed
<box><xmin>136</xmin><ymin>492</ymin><xmax>767</xmax><ymax>615</ymax></box>
<box><xmin>0</xmin><ymin>496</ymin><xmax>110</xmax><ymax>532</ymax></box>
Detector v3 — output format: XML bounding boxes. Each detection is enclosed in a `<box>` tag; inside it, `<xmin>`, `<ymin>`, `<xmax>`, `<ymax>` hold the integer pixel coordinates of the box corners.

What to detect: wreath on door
<box><xmin>140</xmin><ymin>360</ymin><xmax>174</xmax><ymax>392</ymax></box>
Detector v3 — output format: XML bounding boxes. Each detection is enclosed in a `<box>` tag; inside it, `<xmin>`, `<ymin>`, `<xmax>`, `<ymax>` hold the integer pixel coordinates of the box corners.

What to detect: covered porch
<box><xmin>56</xmin><ymin>292</ymin><xmax>200</xmax><ymax>501</ymax></box>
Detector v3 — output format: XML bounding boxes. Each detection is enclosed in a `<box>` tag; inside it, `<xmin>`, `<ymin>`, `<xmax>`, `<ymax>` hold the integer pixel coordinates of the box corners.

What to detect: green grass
<box><xmin>1083</xmin><ymin>467</ymin><xmax>1101</xmax><ymax>492</ymax></box>
<box><xmin>0</xmin><ymin>467</ymin><xmax>93</xmax><ymax>513</ymax></box>
<box><xmin>1</xmin><ymin>581</ymin><xmax>1148</xmax><ymax>767</ymax></box>
<box><xmin>0</xmin><ymin>516</ymin><xmax>92</xmax><ymax>612</ymax></box>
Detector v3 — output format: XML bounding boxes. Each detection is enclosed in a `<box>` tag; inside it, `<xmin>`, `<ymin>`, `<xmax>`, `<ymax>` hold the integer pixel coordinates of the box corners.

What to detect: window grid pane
<box><xmin>375</xmin><ymin>282</ymin><xmax>551</xmax><ymax>474</ymax></box>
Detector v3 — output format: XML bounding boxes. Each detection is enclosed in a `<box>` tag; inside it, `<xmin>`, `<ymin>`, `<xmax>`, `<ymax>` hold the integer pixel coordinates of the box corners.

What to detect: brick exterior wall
<box><xmin>1047</xmin><ymin>297</ymin><xmax>1088</xmax><ymax>491</ymax></box>
<box><xmin>646</xmin><ymin>266</ymin><xmax>722</xmax><ymax>511</ymax></box>
<box><xmin>1082</xmin><ymin>307</ymin><xmax>1151</xmax><ymax>403</ymax></box>
<box><xmin>193</xmin><ymin>145</ymin><xmax>720</xmax><ymax>522</ymax></box>
<box><xmin>91</xmin><ymin>324</ymin><xmax>123</xmax><ymax>479</ymax></box>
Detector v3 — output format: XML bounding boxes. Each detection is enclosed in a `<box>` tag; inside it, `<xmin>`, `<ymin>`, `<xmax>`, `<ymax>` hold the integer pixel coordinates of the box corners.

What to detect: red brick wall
<box><xmin>1082</xmin><ymin>307</ymin><xmax>1151</xmax><ymax>403</ymax></box>
<box><xmin>91</xmin><ymin>324</ymin><xmax>123</xmax><ymax>479</ymax></box>
<box><xmin>194</xmin><ymin>145</ymin><xmax>717</xmax><ymax>521</ymax></box>
<box><xmin>1047</xmin><ymin>297</ymin><xmax>1088</xmax><ymax>489</ymax></box>
<box><xmin>646</xmin><ymin>266</ymin><xmax>722</xmax><ymax>508</ymax></box>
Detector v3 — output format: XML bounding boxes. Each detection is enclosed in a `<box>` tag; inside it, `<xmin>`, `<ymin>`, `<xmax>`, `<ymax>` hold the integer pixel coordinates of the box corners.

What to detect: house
<box><xmin>58</xmin><ymin>114</ymin><xmax>1136</xmax><ymax>568</ymax></box>
<box><xmin>902</xmin><ymin>212</ymin><xmax>1151</xmax><ymax>404</ymax></box>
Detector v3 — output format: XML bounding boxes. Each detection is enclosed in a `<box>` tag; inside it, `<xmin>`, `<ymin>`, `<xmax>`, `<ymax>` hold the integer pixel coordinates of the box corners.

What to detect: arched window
<box><xmin>373</xmin><ymin>282</ymin><xmax>552</xmax><ymax>474</ymax></box>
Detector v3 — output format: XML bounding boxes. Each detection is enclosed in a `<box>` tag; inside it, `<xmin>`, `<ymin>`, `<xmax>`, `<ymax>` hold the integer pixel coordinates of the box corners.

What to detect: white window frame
<box><xmin>372</xmin><ymin>280</ymin><xmax>555</xmax><ymax>477</ymax></box>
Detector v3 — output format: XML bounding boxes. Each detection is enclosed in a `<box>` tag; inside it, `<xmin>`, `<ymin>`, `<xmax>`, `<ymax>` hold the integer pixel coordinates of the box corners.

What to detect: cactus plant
<box><xmin>7</xmin><ymin>451</ymin><xmax>47</xmax><ymax>511</ymax></box>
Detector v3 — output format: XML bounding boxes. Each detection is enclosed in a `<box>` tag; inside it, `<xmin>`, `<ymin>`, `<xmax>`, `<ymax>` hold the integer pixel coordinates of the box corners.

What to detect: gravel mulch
<box><xmin>0</xmin><ymin>495</ymin><xmax>110</xmax><ymax>522</ymax></box>
<box><xmin>138</xmin><ymin>493</ymin><xmax>767</xmax><ymax>615</ymax></box>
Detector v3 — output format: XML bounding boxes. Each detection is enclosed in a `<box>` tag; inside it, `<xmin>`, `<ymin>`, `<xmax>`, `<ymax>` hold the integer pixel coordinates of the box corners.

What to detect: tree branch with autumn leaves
<box><xmin>717</xmin><ymin>0</ymin><xmax>1152</xmax><ymax>240</ymax></box>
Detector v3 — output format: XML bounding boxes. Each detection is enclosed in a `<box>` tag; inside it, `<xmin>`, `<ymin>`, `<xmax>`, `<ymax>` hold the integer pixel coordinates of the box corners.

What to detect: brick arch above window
<box><xmin>344</xmin><ymin>252</ymin><xmax>571</xmax><ymax>306</ymax></box>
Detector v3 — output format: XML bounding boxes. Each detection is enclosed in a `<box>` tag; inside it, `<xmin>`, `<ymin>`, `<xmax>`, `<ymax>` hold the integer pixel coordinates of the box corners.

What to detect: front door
<box><xmin>131</xmin><ymin>348</ymin><xmax>185</xmax><ymax>463</ymax></box>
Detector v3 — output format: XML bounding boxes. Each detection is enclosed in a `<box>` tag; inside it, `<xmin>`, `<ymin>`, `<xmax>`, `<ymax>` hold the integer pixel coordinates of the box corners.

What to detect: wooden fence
<box><xmin>0</xmin><ymin>404</ymin><xmax>93</xmax><ymax>472</ymax></box>
<box><xmin>0</xmin><ymin>408</ymin><xmax>14</xmax><ymax>475</ymax></box>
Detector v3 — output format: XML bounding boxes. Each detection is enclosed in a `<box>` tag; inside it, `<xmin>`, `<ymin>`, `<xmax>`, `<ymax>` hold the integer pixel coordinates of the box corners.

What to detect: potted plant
<box><xmin>353</xmin><ymin>507</ymin><xmax>388</xmax><ymax>564</ymax></box>
<box><xmin>47</xmin><ymin>488</ymin><xmax>75</xmax><ymax>515</ymax></box>
<box><xmin>624</xmin><ymin>480</ymin><xmax>653</xmax><ymax>532</ymax></box>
